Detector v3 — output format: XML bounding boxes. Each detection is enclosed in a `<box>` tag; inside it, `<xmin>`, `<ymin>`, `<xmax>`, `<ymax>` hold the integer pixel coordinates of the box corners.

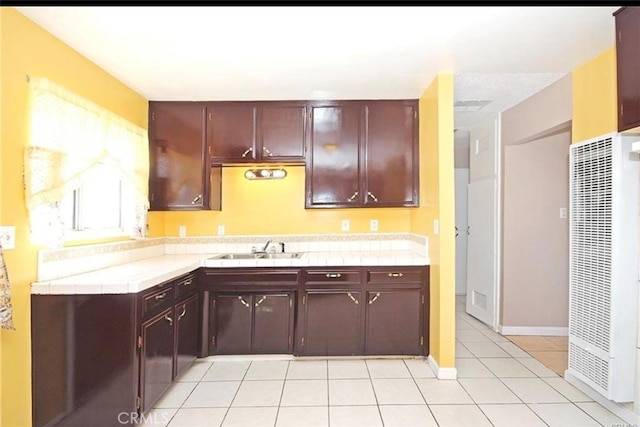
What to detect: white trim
<box><xmin>428</xmin><ymin>355</ymin><xmax>457</xmax><ymax>379</ymax></box>
<box><xmin>565</xmin><ymin>371</ymin><xmax>640</xmax><ymax>426</ymax></box>
<box><xmin>499</xmin><ymin>326</ymin><xmax>568</xmax><ymax>336</ymax></box>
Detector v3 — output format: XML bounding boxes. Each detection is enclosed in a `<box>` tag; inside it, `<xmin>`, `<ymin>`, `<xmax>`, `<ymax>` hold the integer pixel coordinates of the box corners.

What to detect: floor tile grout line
<box><xmin>272</xmin><ymin>360</ymin><xmax>291</xmax><ymax>427</ymax></box>
<box><xmin>364</xmin><ymin>359</ymin><xmax>385</xmax><ymax>427</ymax></box>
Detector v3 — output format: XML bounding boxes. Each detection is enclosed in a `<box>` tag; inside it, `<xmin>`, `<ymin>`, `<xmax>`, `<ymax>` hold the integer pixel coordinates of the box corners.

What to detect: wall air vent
<box><xmin>453</xmin><ymin>100</ymin><xmax>492</xmax><ymax>112</ymax></box>
<box><xmin>568</xmin><ymin>132</ymin><xmax>639</xmax><ymax>402</ymax></box>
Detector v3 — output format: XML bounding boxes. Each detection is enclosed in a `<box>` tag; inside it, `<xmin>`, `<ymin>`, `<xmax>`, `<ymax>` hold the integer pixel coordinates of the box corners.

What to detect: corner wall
<box><xmin>410</xmin><ymin>74</ymin><xmax>456</xmax><ymax>370</ymax></box>
<box><xmin>572</xmin><ymin>46</ymin><xmax>617</xmax><ymax>143</ymax></box>
<box><xmin>499</xmin><ymin>75</ymin><xmax>572</xmax><ymax>332</ymax></box>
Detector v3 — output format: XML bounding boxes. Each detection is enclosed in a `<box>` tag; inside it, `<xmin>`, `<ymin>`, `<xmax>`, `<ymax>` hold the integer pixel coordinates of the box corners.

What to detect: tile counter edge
<box><xmin>31</xmin><ymin>251</ymin><xmax>430</xmax><ymax>295</ymax></box>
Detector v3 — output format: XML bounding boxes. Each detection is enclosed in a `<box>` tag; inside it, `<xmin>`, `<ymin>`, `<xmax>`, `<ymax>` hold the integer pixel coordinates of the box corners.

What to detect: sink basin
<box><xmin>260</xmin><ymin>252</ymin><xmax>302</xmax><ymax>259</ymax></box>
<box><xmin>208</xmin><ymin>252</ymin><xmax>302</xmax><ymax>260</ymax></box>
<box><xmin>209</xmin><ymin>253</ymin><xmax>261</xmax><ymax>260</ymax></box>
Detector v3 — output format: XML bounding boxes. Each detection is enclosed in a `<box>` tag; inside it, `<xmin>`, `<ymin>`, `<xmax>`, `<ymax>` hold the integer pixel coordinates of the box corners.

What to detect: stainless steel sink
<box><xmin>209</xmin><ymin>253</ymin><xmax>261</xmax><ymax>260</ymax></box>
<box><xmin>208</xmin><ymin>252</ymin><xmax>302</xmax><ymax>260</ymax></box>
<box><xmin>260</xmin><ymin>252</ymin><xmax>302</xmax><ymax>259</ymax></box>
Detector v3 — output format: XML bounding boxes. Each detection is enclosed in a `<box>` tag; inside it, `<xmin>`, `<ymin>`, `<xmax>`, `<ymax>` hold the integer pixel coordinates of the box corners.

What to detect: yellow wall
<box><xmin>0</xmin><ymin>8</ymin><xmax>148</xmax><ymax>426</ymax></box>
<box><xmin>410</xmin><ymin>74</ymin><xmax>456</xmax><ymax>369</ymax></box>
<box><xmin>0</xmin><ymin>8</ymin><xmax>3</xmax><ymax>424</ymax></box>
<box><xmin>572</xmin><ymin>46</ymin><xmax>617</xmax><ymax>143</ymax></box>
<box><xmin>148</xmin><ymin>165</ymin><xmax>413</xmax><ymax>237</ymax></box>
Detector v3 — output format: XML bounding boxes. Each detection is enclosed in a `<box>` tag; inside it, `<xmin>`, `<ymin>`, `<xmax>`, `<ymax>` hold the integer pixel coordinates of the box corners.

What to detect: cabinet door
<box><xmin>364</xmin><ymin>289</ymin><xmax>423</xmax><ymax>355</ymax></box>
<box><xmin>213</xmin><ymin>294</ymin><xmax>252</xmax><ymax>354</ymax></box>
<box><xmin>259</xmin><ymin>102</ymin><xmax>307</xmax><ymax>162</ymax></box>
<box><xmin>149</xmin><ymin>102</ymin><xmax>210</xmax><ymax>210</ymax></box>
<box><xmin>209</xmin><ymin>103</ymin><xmax>257</xmax><ymax>161</ymax></box>
<box><xmin>306</xmin><ymin>104</ymin><xmax>361</xmax><ymax>207</ymax></box>
<box><xmin>174</xmin><ymin>294</ymin><xmax>199</xmax><ymax>379</ymax></box>
<box><xmin>302</xmin><ymin>290</ymin><xmax>362</xmax><ymax>355</ymax></box>
<box><xmin>140</xmin><ymin>307</ymin><xmax>175</xmax><ymax>412</ymax></box>
<box><xmin>252</xmin><ymin>293</ymin><xmax>294</xmax><ymax>354</ymax></box>
<box><xmin>615</xmin><ymin>7</ymin><xmax>640</xmax><ymax>131</ymax></box>
<box><xmin>364</xmin><ymin>101</ymin><xmax>418</xmax><ymax>206</ymax></box>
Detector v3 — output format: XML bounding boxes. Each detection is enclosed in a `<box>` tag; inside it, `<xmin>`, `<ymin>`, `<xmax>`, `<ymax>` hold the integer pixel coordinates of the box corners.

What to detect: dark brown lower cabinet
<box><xmin>212</xmin><ymin>292</ymin><xmax>294</xmax><ymax>355</ymax></box>
<box><xmin>253</xmin><ymin>293</ymin><xmax>294</xmax><ymax>353</ymax></box>
<box><xmin>364</xmin><ymin>289</ymin><xmax>424</xmax><ymax>355</ymax></box>
<box><xmin>140</xmin><ymin>307</ymin><xmax>174</xmax><ymax>412</ymax></box>
<box><xmin>31</xmin><ymin>294</ymin><xmax>138</xmax><ymax>427</ymax></box>
<box><xmin>214</xmin><ymin>294</ymin><xmax>253</xmax><ymax>354</ymax></box>
<box><xmin>174</xmin><ymin>293</ymin><xmax>200</xmax><ymax>379</ymax></box>
<box><xmin>31</xmin><ymin>271</ymin><xmax>200</xmax><ymax>427</ymax></box>
<box><xmin>302</xmin><ymin>290</ymin><xmax>363</xmax><ymax>356</ymax></box>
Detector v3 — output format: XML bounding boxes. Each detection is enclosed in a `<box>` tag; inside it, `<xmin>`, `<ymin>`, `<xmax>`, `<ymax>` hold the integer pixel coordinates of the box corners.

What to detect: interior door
<box><xmin>466</xmin><ymin>115</ymin><xmax>500</xmax><ymax>329</ymax></box>
<box><xmin>455</xmin><ymin>168</ymin><xmax>469</xmax><ymax>295</ymax></box>
<box><xmin>466</xmin><ymin>178</ymin><xmax>498</xmax><ymax>328</ymax></box>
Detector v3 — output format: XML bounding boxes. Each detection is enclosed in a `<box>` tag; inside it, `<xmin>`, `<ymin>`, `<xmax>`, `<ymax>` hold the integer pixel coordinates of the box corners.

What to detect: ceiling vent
<box><xmin>454</xmin><ymin>100</ymin><xmax>492</xmax><ymax>112</ymax></box>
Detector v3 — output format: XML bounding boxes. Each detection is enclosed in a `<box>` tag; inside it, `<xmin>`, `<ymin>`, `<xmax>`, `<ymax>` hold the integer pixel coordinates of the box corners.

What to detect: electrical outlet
<box><xmin>341</xmin><ymin>219</ymin><xmax>350</xmax><ymax>232</ymax></box>
<box><xmin>178</xmin><ymin>225</ymin><xmax>187</xmax><ymax>237</ymax></box>
<box><xmin>560</xmin><ymin>208</ymin><xmax>567</xmax><ymax>219</ymax></box>
<box><xmin>0</xmin><ymin>226</ymin><xmax>16</xmax><ymax>250</ymax></box>
<box><xmin>433</xmin><ymin>219</ymin><xmax>439</xmax><ymax>235</ymax></box>
<box><xmin>370</xmin><ymin>219</ymin><xmax>379</xmax><ymax>231</ymax></box>
<box><xmin>217</xmin><ymin>225</ymin><xmax>225</xmax><ymax>236</ymax></box>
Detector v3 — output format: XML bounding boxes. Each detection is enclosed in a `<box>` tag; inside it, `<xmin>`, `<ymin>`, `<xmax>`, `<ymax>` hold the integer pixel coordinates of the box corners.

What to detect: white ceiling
<box><xmin>15</xmin><ymin>6</ymin><xmax>619</xmax><ymax>131</ymax></box>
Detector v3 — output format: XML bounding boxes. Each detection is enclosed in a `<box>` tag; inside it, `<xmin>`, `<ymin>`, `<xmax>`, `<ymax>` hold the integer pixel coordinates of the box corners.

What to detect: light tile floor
<box><xmin>140</xmin><ymin>298</ymin><xmax>628</xmax><ymax>427</ymax></box>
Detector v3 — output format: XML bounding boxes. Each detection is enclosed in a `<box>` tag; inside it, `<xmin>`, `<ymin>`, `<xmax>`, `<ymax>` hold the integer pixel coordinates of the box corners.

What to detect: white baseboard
<box><xmin>499</xmin><ymin>326</ymin><xmax>568</xmax><ymax>336</ymax></box>
<box><xmin>564</xmin><ymin>371</ymin><xmax>640</xmax><ymax>426</ymax></box>
<box><xmin>428</xmin><ymin>355</ymin><xmax>457</xmax><ymax>380</ymax></box>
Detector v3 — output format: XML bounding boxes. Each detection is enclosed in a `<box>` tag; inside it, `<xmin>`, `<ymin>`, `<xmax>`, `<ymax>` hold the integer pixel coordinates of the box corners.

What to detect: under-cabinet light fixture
<box><xmin>244</xmin><ymin>168</ymin><xmax>287</xmax><ymax>180</ymax></box>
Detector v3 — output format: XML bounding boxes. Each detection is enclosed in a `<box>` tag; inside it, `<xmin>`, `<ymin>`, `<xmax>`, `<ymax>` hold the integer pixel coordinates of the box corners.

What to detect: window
<box><xmin>24</xmin><ymin>77</ymin><xmax>149</xmax><ymax>246</ymax></box>
<box><xmin>60</xmin><ymin>163</ymin><xmax>128</xmax><ymax>236</ymax></box>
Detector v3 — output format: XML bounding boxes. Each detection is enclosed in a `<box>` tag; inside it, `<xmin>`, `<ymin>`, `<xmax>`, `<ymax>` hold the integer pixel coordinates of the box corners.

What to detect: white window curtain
<box><xmin>24</xmin><ymin>77</ymin><xmax>150</xmax><ymax>247</ymax></box>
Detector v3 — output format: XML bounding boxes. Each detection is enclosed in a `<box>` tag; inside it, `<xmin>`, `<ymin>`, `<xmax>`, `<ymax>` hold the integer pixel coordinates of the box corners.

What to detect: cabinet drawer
<box><xmin>367</xmin><ymin>267</ymin><xmax>425</xmax><ymax>284</ymax></box>
<box><xmin>142</xmin><ymin>283</ymin><xmax>174</xmax><ymax>317</ymax></box>
<box><xmin>204</xmin><ymin>269</ymin><xmax>299</xmax><ymax>288</ymax></box>
<box><xmin>175</xmin><ymin>273</ymin><xmax>197</xmax><ymax>299</ymax></box>
<box><xmin>304</xmin><ymin>268</ymin><xmax>362</xmax><ymax>285</ymax></box>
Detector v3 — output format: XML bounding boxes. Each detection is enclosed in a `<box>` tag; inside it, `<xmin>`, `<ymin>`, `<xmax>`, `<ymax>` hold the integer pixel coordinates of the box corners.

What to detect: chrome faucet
<box><xmin>261</xmin><ymin>239</ymin><xmax>272</xmax><ymax>253</ymax></box>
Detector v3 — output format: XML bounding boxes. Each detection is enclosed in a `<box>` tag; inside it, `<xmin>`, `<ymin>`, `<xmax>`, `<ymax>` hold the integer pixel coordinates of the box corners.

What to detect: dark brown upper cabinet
<box><xmin>148</xmin><ymin>101</ymin><xmax>221</xmax><ymax>211</ymax></box>
<box><xmin>305</xmin><ymin>100</ymin><xmax>419</xmax><ymax>208</ymax></box>
<box><xmin>615</xmin><ymin>7</ymin><xmax>640</xmax><ymax>132</ymax></box>
<box><xmin>208</xmin><ymin>101</ymin><xmax>307</xmax><ymax>164</ymax></box>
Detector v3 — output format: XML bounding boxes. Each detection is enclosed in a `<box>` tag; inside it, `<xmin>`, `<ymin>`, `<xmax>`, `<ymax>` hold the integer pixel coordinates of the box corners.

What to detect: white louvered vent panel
<box><xmin>568</xmin><ymin>133</ymin><xmax>639</xmax><ymax>403</ymax></box>
<box><xmin>569</xmin><ymin>138</ymin><xmax>612</xmax><ymax>353</ymax></box>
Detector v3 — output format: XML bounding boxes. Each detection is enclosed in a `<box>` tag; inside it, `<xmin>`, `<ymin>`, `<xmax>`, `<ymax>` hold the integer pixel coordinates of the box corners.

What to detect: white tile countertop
<box><xmin>31</xmin><ymin>250</ymin><xmax>430</xmax><ymax>295</ymax></box>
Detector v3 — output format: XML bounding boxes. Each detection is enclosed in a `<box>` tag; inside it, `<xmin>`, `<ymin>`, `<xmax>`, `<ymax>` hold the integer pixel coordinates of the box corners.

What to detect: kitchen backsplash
<box><xmin>37</xmin><ymin>233</ymin><xmax>428</xmax><ymax>281</ymax></box>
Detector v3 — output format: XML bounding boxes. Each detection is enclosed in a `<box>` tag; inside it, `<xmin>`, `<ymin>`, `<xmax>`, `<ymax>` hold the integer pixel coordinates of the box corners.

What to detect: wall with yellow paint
<box><xmin>148</xmin><ymin>165</ymin><xmax>413</xmax><ymax>237</ymax></box>
<box><xmin>410</xmin><ymin>74</ymin><xmax>456</xmax><ymax>369</ymax></box>
<box><xmin>0</xmin><ymin>8</ymin><xmax>148</xmax><ymax>426</ymax></box>
<box><xmin>572</xmin><ymin>46</ymin><xmax>617</xmax><ymax>143</ymax></box>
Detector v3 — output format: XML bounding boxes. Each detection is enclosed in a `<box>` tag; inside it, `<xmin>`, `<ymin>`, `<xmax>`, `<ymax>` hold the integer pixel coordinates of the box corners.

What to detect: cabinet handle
<box><xmin>181</xmin><ymin>279</ymin><xmax>192</xmax><ymax>286</ymax></box>
<box><xmin>241</xmin><ymin>147</ymin><xmax>253</xmax><ymax>157</ymax></box>
<box><xmin>388</xmin><ymin>272</ymin><xmax>404</xmax><ymax>278</ymax></box>
<box><xmin>347</xmin><ymin>292</ymin><xmax>359</xmax><ymax>305</ymax></box>
<box><xmin>155</xmin><ymin>292</ymin><xmax>167</xmax><ymax>300</ymax></box>
<box><xmin>192</xmin><ymin>194</ymin><xmax>202</xmax><ymax>204</ymax></box>
<box><xmin>326</xmin><ymin>273</ymin><xmax>342</xmax><ymax>279</ymax></box>
<box><xmin>164</xmin><ymin>314</ymin><xmax>173</xmax><ymax>326</ymax></box>
<box><xmin>178</xmin><ymin>305</ymin><xmax>186</xmax><ymax>320</ymax></box>
<box><xmin>369</xmin><ymin>293</ymin><xmax>381</xmax><ymax>305</ymax></box>
<box><xmin>254</xmin><ymin>296</ymin><xmax>267</xmax><ymax>307</ymax></box>
<box><xmin>237</xmin><ymin>296</ymin><xmax>250</xmax><ymax>308</ymax></box>
<box><xmin>262</xmin><ymin>146</ymin><xmax>273</xmax><ymax>157</ymax></box>
<box><xmin>367</xmin><ymin>191</ymin><xmax>379</xmax><ymax>202</ymax></box>
<box><xmin>347</xmin><ymin>191</ymin><xmax>359</xmax><ymax>202</ymax></box>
